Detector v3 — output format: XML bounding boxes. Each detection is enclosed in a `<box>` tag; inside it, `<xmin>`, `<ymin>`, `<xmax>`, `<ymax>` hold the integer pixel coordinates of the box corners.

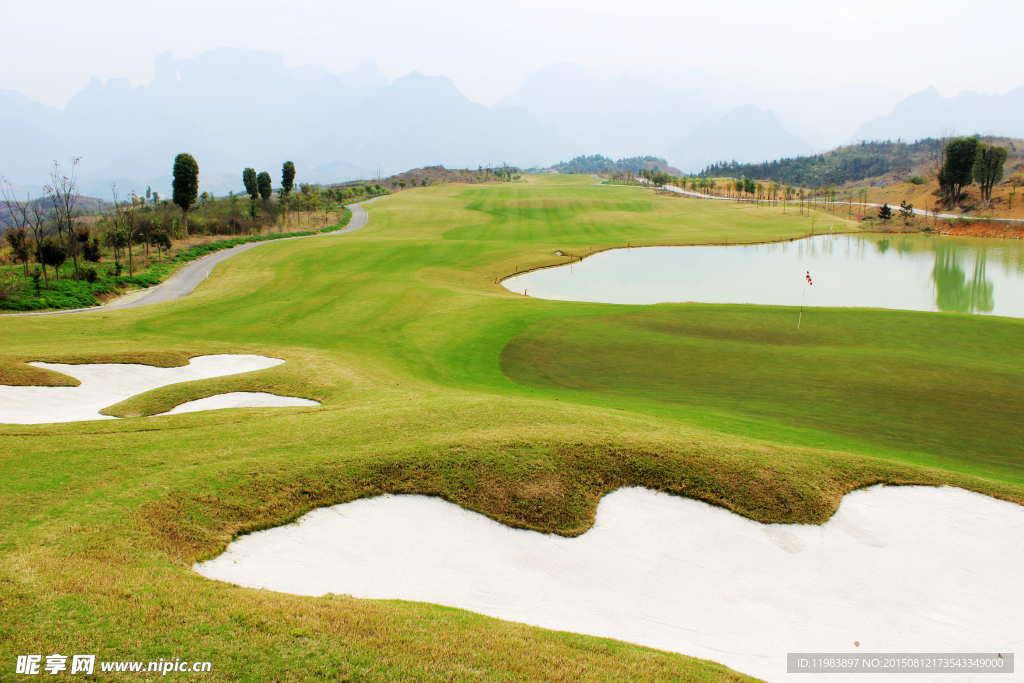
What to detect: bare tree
<box><xmin>28</xmin><ymin>201</ymin><xmax>50</xmax><ymax>288</ymax></box>
<box><xmin>1</xmin><ymin>177</ymin><xmax>55</xmax><ymax>288</ymax></box>
<box><xmin>110</xmin><ymin>185</ymin><xmax>141</xmax><ymax>276</ymax></box>
<box><xmin>45</xmin><ymin>158</ymin><xmax>84</xmax><ymax>282</ymax></box>
<box><xmin>1</xmin><ymin>177</ymin><xmax>32</xmax><ymax>279</ymax></box>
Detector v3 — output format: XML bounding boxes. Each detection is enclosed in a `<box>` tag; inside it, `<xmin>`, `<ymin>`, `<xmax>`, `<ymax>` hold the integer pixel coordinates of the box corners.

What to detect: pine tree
<box><xmin>172</xmin><ymin>153</ymin><xmax>199</xmax><ymax>236</ymax></box>
<box><xmin>281</xmin><ymin>161</ymin><xmax>296</xmax><ymax>196</ymax></box>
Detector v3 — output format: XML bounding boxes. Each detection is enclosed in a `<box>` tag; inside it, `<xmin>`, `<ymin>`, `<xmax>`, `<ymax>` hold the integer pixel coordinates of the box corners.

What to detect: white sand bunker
<box><xmin>196</xmin><ymin>486</ymin><xmax>1024</xmax><ymax>683</ymax></box>
<box><xmin>0</xmin><ymin>355</ymin><xmax>316</xmax><ymax>424</ymax></box>
<box><xmin>161</xmin><ymin>392</ymin><xmax>319</xmax><ymax>414</ymax></box>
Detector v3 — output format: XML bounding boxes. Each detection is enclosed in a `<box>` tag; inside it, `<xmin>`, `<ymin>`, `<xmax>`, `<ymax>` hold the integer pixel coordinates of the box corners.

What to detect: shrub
<box><xmin>82</xmin><ymin>237</ymin><xmax>103</xmax><ymax>263</ymax></box>
<box><xmin>909</xmin><ymin>175</ymin><xmax>926</xmax><ymax>185</ymax></box>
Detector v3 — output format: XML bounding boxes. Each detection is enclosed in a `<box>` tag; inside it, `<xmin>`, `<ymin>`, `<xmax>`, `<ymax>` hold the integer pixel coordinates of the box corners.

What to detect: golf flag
<box><xmin>806</xmin><ymin>271</ymin><xmax>813</xmax><ymax>286</ymax></box>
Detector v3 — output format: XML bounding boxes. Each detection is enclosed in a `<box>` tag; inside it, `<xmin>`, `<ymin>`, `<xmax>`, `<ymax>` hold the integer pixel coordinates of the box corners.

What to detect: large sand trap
<box><xmin>0</xmin><ymin>354</ymin><xmax>288</xmax><ymax>423</ymax></box>
<box><xmin>161</xmin><ymin>391</ymin><xmax>319</xmax><ymax>414</ymax></box>
<box><xmin>195</xmin><ymin>486</ymin><xmax>1024</xmax><ymax>683</ymax></box>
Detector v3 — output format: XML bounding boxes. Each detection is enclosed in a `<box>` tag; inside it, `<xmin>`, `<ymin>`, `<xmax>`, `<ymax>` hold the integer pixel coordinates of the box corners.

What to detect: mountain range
<box><xmin>2</xmin><ymin>47</ymin><xmax>1022</xmax><ymax>197</ymax></box>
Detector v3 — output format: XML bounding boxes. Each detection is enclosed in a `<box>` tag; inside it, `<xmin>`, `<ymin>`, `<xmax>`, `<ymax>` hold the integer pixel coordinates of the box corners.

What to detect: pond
<box><xmin>504</xmin><ymin>234</ymin><xmax>1024</xmax><ymax>317</ymax></box>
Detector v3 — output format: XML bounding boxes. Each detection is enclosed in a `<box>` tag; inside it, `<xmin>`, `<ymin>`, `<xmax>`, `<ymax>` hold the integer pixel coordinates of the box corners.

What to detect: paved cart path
<box><xmin>4</xmin><ymin>197</ymin><xmax>380</xmax><ymax>317</ymax></box>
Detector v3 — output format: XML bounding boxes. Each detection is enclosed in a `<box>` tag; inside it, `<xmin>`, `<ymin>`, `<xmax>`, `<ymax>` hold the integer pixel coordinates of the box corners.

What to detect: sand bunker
<box><xmin>0</xmin><ymin>355</ymin><xmax>316</xmax><ymax>423</ymax></box>
<box><xmin>161</xmin><ymin>391</ymin><xmax>319</xmax><ymax>414</ymax></box>
<box><xmin>195</xmin><ymin>485</ymin><xmax>1024</xmax><ymax>683</ymax></box>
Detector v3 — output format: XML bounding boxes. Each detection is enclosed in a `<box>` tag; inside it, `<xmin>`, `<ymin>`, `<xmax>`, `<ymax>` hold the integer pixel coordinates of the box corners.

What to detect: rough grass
<box><xmin>1</xmin><ymin>175</ymin><xmax>1019</xmax><ymax>682</ymax></box>
<box><xmin>146</xmin><ymin>437</ymin><xmax>1024</xmax><ymax>567</ymax></box>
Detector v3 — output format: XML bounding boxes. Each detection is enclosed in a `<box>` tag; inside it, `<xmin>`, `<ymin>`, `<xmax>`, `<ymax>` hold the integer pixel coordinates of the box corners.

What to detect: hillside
<box><xmin>692</xmin><ymin>136</ymin><xmax>1024</xmax><ymax>221</ymax></box>
<box><xmin>860</xmin><ymin>149</ymin><xmax>1024</xmax><ymax>221</ymax></box>
<box><xmin>698</xmin><ymin>138</ymin><xmax>948</xmax><ymax>187</ymax></box>
<box><xmin>549</xmin><ymin>155</ymin><xmax>682</xmax><ymax>176</ymax></box>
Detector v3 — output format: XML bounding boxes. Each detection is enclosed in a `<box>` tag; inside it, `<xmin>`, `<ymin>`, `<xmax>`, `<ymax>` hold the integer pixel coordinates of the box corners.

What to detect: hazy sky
<box><xmin>3</xmin><ymin>0</ymin><xmax>1022</xmax><ymax>108</ymax></box>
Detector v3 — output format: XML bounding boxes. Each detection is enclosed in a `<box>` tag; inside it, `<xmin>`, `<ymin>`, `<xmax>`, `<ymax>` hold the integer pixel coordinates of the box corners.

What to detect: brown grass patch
<box><xmin>141</xmin><ymin>438</ymin><xmax>1024</xmax><ymax>566</ymax></box>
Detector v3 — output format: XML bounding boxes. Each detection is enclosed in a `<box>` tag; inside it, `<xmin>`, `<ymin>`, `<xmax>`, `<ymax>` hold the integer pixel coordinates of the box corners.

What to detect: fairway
<box><xmin>2</xmin><ymin>175</ymin><xmax>1021</xmax><ymax>682</ymax></box>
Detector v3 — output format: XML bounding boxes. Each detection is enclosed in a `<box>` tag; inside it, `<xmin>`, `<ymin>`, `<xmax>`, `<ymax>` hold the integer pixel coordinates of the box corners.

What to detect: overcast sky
<box><xmin>2</xmin><ymin>0</ymin><xmax>1022</xmax><ymax>109</ymax></box>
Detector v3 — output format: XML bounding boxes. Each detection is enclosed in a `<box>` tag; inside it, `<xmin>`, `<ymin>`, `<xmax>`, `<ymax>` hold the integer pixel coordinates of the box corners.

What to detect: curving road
<box><xmin>4</xmin><ymin>197</ymin><xmax>380</xmax><ymax>317</ymax></box>
<box><xmin>638</xmin><ymin>179</ymin><xmax>1024</xmax><ymax>223</ymax></box>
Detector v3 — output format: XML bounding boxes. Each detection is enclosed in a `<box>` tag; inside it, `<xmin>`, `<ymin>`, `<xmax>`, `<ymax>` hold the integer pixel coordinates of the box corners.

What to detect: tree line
<box><xmin>0</xmin><ymin>153</ymin><xmax>389</xmax><ymax>307</ymax></box>
<box><xmin>697</xmin><ymin>139</ymin><xmax>946</xmax><ymax>188</ymax></box>
<box><xmin>552</xmin><ymin>155</ymin><xmax>672</xmax><ymax>176</ymax></box>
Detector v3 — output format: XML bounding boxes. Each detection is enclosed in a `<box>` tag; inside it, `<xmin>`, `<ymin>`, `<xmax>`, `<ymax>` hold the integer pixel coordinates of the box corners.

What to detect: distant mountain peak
<box><xmin>337</xmin><ymin>58</ymin><xmax>389</xmax><ymax>89</ymax></box>
<box><xmin>854</xmin><ymin>85</ymin><xmax>1024</xmax><ymax>141</ymax></box>
<box><xmin>668</xmin><ymin>105</ymin><xmax>812</xmax><ymax>173</ymax></box>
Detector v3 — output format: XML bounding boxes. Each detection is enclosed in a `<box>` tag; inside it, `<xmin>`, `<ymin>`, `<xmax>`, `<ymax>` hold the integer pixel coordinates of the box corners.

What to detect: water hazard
<box><xmin>504</xmin><ymin>234</ymin><xmax>1024</xmax><ymax>317</ymax></box>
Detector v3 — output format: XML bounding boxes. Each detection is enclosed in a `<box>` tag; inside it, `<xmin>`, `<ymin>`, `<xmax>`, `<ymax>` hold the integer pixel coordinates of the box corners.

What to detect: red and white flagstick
<box><xmin>798</xmin><ymin>271</ymin><xmax>812</xmax><ymax>329</ymax></box>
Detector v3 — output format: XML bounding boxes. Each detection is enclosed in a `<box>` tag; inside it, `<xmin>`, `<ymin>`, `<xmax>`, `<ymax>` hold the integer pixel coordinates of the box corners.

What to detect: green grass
<box><xmin>500</xmin><ymin>306</ymin><xmax>1024</xmax><ymax>482</ymax></box>
<box><xmin>1</xmin><ymin>175</ymin><xmax>1020</xmax><ymax>682</ymax></box>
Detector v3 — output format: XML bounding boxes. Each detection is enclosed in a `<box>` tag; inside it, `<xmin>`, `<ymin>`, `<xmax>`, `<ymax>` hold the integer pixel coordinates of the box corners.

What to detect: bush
<box><xmin>0</xmin><ymin>279</ymin><xmax>99</xmax><ymax>311</ymax></box>
<box><xmin>909</xmin><ymin>175</ymin><xmax>926</xmax><ymax>185</ymax></box>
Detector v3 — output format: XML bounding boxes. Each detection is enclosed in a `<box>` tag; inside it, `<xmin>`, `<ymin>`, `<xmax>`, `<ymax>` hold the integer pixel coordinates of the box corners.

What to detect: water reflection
<box><xmin>933</xmin><ymin>248</ymin><xmax>994</xmax><ymax>314</ymax></box>
<box><xmin>506</xmin><ymin>233</ymin><xmax>1024</xmax><ymax>318</ymax></box>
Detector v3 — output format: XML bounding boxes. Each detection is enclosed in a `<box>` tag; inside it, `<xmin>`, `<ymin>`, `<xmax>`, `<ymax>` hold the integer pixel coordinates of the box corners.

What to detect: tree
<box><xmin>973</xmin><ymin>144</ymin><xmax>1008</xmax><ymax>206</ymax></box>
<box><xmin>39</xmin><ymin>238</ymin><xmax>67</xmax><ymax>280</ymax></box>
<box><xmin>1</xmin><ymin>177</ymin><xmax>36</xmax><ymax>279</ymax></box>
<box><xmin>109</xmin><ymin>186</ymin><xmax>141</xmax><ymax>275</ymax></box>
<box><xmin>151</xmin><ymin>231</ymin><xmax>171</xmax><ymax>259</ymax></box>
<box><xmin>82</xmin><ymin>235</ymin><xmax>102</xmax><ymax>263</ymax></box>
<box><xmin>281</xmin><ymin>161</ymin><xmax>296</xmax><ymax>196</ymax></box>
<box><xmin>150</xmin><ymin>231</ymin><xmax>172</xmax><ymax>261</ymax></box>
<box><xmin>28</xmin><ymin>201</ymin><xmax>50</xmax><ymax>288</ymax></box>
<box><xmin>742</xmin><ymin>177</ymin><xmax>755</xmax><ymax>197</ymax></box>
<box><xmin>172</xmin><ymin>153</ymin><xmax>199</xmax><ymax>236</ymax></box>
<box><xmin>243</xmin><ymin>168</ymin><xmax>258</xmax><ymax>200</ymax></box>
<box><xmin>899</xmin><ymin>200</ymin><xmax>914</xmax><ymax>225</ymax></box>
<box><xmin>45</xmin><ymin>158</ymin><xmax>84</xmax><ymax>282</ymax></box>
<box><xmin>257</xmin><ymin>171</ymin><xmax>272</xmax><ymax>202</ymax></box>
<box><xmin>5</xmin><ymin>228</ymin><xmax>30</xmax><ymax>278</ymax></box>
<box><xmin>937</xmin><ymin>137</ymin><xmax>978</xmax><ymax>207</ymax></box>
<box><xmin>75</xmin><ymin>227</ymin><xmax>93</xmax><ymax>265</ymax></box>
<box><xmin>878</xmin><ymin>203</ymin><xmax>893</xmax><ymax>222</ymax></box>
<box><xmin>247</xmin><ymin>199</ymin><xmax>259</xmax><ymax>230</ymax></box>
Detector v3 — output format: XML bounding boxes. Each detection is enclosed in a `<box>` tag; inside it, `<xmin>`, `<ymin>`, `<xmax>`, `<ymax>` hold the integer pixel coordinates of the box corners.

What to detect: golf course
<box><xmin>2</xmin><ymin>174</ymin><xmax>1023</xmax><ymax>681</ymax></box>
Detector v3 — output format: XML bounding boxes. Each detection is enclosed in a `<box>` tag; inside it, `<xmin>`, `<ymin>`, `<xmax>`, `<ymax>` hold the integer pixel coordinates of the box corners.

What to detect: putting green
<box><xmin>1</xmin><ymin>175</ymin><xmax>1021</xmax><ymax>682</ymax></box>
<box><xmin>501</xmin><ymin>306</ymin><xmax>1024</xmax><ymax>481</ymax></box>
